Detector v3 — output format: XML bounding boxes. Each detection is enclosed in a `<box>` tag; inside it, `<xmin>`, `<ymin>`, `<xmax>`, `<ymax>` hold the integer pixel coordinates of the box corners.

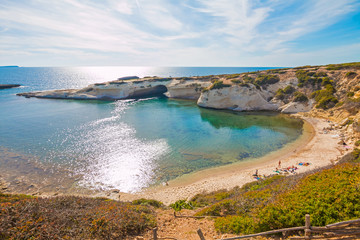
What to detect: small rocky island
<box><xmin>0</xmin><ymin>84</ymin><xmax>21</xmax><ymax>89</ymax></box>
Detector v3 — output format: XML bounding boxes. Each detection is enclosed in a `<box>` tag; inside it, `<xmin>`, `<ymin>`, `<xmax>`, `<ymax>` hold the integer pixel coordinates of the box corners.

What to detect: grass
<box><xmin>0</xmin><ymin>195</ymin><xmax>156</xmax><ymax>239</ymax></box>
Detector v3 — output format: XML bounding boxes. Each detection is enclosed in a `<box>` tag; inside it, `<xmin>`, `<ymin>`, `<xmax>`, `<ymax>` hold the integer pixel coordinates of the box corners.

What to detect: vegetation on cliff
<box><xmin>184</xmin><ymin>151</ymin><xmax>360</xmax><ymax>235</ymax></box>
<box><xmin>326</xmin><ymin>62</ymin><xmax>360</xmax><ymax>70</ymax></box>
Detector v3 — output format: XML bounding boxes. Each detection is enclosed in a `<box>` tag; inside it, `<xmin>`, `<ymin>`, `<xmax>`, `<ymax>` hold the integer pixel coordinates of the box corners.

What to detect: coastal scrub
<box><xmin>0</xmin><ymin>195</ymin><xmax>156</xmax><ymax>239</ymax></box>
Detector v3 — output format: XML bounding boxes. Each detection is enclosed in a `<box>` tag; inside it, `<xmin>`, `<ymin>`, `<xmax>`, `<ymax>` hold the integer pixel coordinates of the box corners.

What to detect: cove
<box><xmin>49</xmin><ymin>97</ymin><xmax>303</xmax><ymax>192</ymax></box>
<box><xmin>0</xmin><ymin>97</ymin><xmax>304</xmax><ymax>194</ymax></box>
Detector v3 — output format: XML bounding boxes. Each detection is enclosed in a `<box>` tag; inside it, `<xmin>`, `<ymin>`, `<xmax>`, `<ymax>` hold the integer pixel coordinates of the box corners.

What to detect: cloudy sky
<box><xmin>1</xmin><ymin>0</ymin><xmax>360</xmax><ymax>67</ymax></box>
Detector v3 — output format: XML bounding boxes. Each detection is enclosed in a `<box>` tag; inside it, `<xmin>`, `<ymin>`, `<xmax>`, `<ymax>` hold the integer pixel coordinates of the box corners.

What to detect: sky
<box><xmin>0</xmin><ymin>0</ymin><xmax>360</xmax><ymax>67</ymax></box>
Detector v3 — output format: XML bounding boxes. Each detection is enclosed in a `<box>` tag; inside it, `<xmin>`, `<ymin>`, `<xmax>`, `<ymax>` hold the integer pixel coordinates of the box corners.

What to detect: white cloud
<box><xmin>0</xmin><ymin>0</ymin><xmax>359</xmax><ymax>66</ymax></box>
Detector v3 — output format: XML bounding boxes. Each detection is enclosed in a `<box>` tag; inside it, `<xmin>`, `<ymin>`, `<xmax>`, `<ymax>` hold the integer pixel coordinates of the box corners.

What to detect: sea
<box><xmin>0</xmin><ymin>66</ymin><xmax>303</xmax><ymax>193</ymax></box>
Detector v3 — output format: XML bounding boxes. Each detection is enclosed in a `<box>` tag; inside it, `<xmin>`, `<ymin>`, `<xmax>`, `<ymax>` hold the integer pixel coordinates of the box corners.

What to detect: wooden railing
<box><xmin>150</xmin><ymin>214</ymin><xmax>360</xmax><ymax>240</ymax></box>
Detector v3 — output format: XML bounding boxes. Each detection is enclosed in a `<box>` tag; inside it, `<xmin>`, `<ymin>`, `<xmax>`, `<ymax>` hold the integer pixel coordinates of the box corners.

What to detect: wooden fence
<box><xmin>150</xmin><ymin>214</ymin><xmax>360</xmax><ymax>240</ymax></box>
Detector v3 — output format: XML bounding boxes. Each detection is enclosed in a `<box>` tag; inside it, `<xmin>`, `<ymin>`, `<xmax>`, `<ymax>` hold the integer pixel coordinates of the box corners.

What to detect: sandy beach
<box><xmin>117</xmin><ymin>116</ymin><xmax>349</xmax><ymax>205</ymax></box>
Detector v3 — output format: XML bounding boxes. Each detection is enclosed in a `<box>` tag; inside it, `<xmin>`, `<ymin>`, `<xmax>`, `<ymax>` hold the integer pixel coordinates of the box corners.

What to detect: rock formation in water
<box><xmin>17</xmin><ymin>63</ymin><xmax>360</xmax><ymax>127</ymax></box>
<box><xmin>0</xmin><ymin>84</ymin><xmax>21</xmax><ymax>89</ymax></box>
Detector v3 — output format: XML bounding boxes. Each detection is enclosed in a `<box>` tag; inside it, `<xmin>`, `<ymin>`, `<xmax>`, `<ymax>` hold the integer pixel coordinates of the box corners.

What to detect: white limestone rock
<box><xmin>197</xmin><ymin>85</ymin><xmax>280</xmax><ymax>111</ymax></box>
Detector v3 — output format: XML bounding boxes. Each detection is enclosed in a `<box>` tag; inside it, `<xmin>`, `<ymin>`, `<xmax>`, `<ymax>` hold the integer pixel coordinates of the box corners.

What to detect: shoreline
<box><xmin>0</xmin><ymin>116</ymin><xmax>350</xmax><ymax>205</ymax></box>
<box><xmin>117</xmin><ymin>116</ymin><xmax>347</xmax><ymax>205</ymax></box>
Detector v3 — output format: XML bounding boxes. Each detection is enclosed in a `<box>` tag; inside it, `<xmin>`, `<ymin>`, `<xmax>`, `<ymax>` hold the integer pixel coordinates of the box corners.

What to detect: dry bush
<box><xmin>0</xmin><ymin>195</ymin><xmax>156</xmax><ymax>239</ymax></box>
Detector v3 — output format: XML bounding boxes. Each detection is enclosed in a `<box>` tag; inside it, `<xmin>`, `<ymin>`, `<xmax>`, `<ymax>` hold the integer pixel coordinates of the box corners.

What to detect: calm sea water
<box><xmin>0</xmin><ymin>66</ymin><xmax>302</xmax><ymax>192</ymax></box>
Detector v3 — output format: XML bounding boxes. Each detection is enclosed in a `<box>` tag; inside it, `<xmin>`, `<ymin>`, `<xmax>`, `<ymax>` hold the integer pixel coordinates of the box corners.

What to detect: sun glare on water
<box><xmin>61</xmin><ymin>100</ymin><xmax>169</xmax><ymax>192</ymax></box>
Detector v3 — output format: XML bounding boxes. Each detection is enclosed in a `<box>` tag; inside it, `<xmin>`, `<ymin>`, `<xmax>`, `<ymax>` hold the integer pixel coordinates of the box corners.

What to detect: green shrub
<box><xmin>215</xmin><ymin>215</ymin><xmax>255</xmax><ymax>234</ymax></box>
<box><xmin>275</xmin><ymin>89</ymin><xmax>285</xmax><ymax>100</ymax></box>
<box><xmin>231</xmin><ymin>79</ymin><xmax>242</xmax><ymax>84</ymax></box>
<box><xmin>345</xmin><ymin>71</ymin><xmax>357</xmax><ymax>78</ymax></box>
<box><xmin>191</xmin><ymin>190</ymin><xmax>231</xmax><ymax>208</ymax></box>
<box><xmin>326</xmin><ymin>62</ymin><xmax>360</xmax><ymax>70</ymax></box>
<box><xmin>296</xmin><ymin>70</ymin><xmax>325</xmax><ymax>87</ymax></box>
<box><xmin>351</xmin><ymin>148</ymin><xmax>360</xmax><ymax>162</ymax></box>
<box><xmin>267</xmin><ymin>69</ymin><xmax>286</xmax><ymax>74</ymax></box>
<box><xmin>209</xmin><ymin>80</ymin><xmax>231</xmax><ymax>90</ymax></box>
<box><xmin>293</xmin><ymin>92</ymin><xmax>308</xmax><ymax>102</ymax></box>
<box><xmin>195</xmin><ymin>199</ymin><xmax>238</xmax><ymax>216</ymax></box>
<box><xmin>241</xmin><ymin>175</ymin><xmax>284</xmax><ymax>192</ymax></box>
<box><xmin>255</xmin><ymin>75</ymin><xmax>280</xmax><ymax>85</ymax></box>
<box><xmin>225</xmin><ymin>74</ymin><xmax>241</xmax><ymax>79</ymax></box>
<box><xmin>321</xmin><ymin>77</ymin><xmax>333</xmax><ymax>86</ymax></box>
<box><xmin>200</xmin><ymin>162</ymin><xmax>360</xmax><ymax>235</ymax></box>
<box><xmin>355</xmin><ymin>141</ymin><xmax>360</xmax><ymax>147</ymax></box>
<box><xmin>315</xmin><ymin>72</ymin><xmax>328</xmax><ymax>77</ymax></box>
<box><xmin>283</xmin><ymin>85</ymin><xmax>295</xmax><ymax>94</ymax></box>
<box><xmin>311</xmin><ymin>84</ymin><xmax>338</xmax><ymax>109</ymax></box>
<box><xmin>169</xmin><ymin>200</ymin><xmax>193</xmax><ymax>211</ymax></box>
<box><xmin>242</xmin><ymin>75</ymin><xmax>254</xmax><ymax>82</ymax></box>
<box><xmin>257</xmin><ymin>163</ymin><xmax>360</xmax><ymax>231</ymax></box>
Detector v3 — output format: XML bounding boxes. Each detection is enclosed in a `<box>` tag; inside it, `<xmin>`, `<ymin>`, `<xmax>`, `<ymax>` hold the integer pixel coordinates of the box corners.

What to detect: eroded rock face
<box><xmin>17</xmin><ymin>75</ymin><xmax>311</xmax><ymax>113</ymax></box>
<box><xmin>18</xmin><ymin>78</ymin><xmax>212</xmax><ymax>101</ymax></box>
<box><xmin>197</xmin><ymin>85</ymin><xmax>280</xmax><ymax>111</ymax></box>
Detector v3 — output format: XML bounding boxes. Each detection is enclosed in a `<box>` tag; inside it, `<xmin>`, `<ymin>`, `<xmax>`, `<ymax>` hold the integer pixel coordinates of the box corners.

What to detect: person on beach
<box><xmin>278</xmin><ymin>160</ymin><xmax>281</xmax><ymax>168</ymax></box>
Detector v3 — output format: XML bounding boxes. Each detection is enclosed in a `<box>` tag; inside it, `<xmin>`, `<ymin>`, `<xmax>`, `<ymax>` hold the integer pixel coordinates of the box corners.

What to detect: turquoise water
<box><xmin>0</xmin><ymin>66</ymin><xmax>302</xmax><ymax>192</ymax></box>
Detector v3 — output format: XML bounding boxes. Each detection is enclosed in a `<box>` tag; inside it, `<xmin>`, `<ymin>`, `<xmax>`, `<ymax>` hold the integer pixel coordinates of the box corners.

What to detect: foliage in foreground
<box><xmin>187</xmin><ymin>152</ymin><xmax>360</xmax><ymax>235</ymax></box>
<box><xmin>257</xmin><ymin>163</ymin><xmax>360</xmax><ymax>231</ymax></box>
<box><xmin>170</xmin><ymin>199</ymin><xmax>194</xmax><ymax>211</ymax></box>
<box><xmin>0</xmin><ymin>195</ymin><xmax>156</xmax><ymax>239</ymax></box>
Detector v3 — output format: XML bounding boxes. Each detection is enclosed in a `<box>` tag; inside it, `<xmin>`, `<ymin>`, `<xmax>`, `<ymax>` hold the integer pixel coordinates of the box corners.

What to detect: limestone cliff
<box><xmin>18</xmin><ymin>77</ymin><xmax>212</xmax><ymax>101</ymax></box>
<box><xmin>17</xmin><ymin>63</ymin><xmax>360</xmax><ymax>128</ymax></box>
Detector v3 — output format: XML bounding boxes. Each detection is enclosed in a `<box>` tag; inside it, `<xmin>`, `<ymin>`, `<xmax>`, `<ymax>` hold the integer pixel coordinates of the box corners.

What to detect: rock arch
<box><xmin>129</xmin><ymin>85</ymin><xmax>168</xmax><ymax>99</ymax></box>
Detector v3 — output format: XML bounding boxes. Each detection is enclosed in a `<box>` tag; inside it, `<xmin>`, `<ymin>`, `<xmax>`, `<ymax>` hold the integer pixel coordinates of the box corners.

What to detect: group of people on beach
<box><xmin>252</xmin><ymin>160</ymin><xmax>311</xmax><ymax>180</ymax></box>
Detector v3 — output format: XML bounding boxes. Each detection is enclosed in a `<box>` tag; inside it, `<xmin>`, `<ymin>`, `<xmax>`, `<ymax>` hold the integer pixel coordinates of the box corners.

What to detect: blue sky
<box><xmin>0</xmin><ymin>0</ymin><xmax>360</xmax><ymax>67</ymax></box>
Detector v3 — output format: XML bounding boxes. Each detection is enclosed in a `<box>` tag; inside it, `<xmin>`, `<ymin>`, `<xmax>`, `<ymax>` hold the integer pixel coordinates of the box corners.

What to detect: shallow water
<box><xmin>0</xmin><ymin>66</ymin><xmax>302</xmax><ymax>192</ymax></box>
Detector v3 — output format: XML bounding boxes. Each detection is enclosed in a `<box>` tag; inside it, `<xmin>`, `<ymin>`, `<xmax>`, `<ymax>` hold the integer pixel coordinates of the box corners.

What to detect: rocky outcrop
<box><xmin>0</xmin><ymin>84</ymin><xmax>20</xmax><ymax>89</ymax></box>
<box><xmin>17</xmin><ymin>78</ymin><xmax>212</xmax><ymax>101</ymax></box>
<box><xmin>198</xmin><ymin>85</ymin><xmax>279</xmax><ymax>111</ymax></box>
<box><xmin>16</xmin><ymin>63</ymin><xmax>360</xmax><ymax>116</ymax></box>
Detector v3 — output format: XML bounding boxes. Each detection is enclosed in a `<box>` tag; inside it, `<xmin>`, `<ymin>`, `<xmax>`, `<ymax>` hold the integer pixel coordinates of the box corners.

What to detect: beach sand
<box><xmin>117</xmin><ymin>116</ymin><xmax>348</xmax><ymax>205</ymax></box>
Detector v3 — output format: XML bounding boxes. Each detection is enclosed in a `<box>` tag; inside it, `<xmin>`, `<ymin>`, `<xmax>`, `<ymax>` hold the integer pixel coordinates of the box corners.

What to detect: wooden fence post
<box><xmin>305</xmin><ymin>214</ymin><xmax>311</xmax><ymax>239</ymax></box>
<box><xmin>153</xmin><ymin>227</ymin><xmax>158</xmax><ymax>240</ymax></box>
<box><xmin>197</xmin><ymin>228</ymin><xmax>206</xmax><ymax>240</ymax></box>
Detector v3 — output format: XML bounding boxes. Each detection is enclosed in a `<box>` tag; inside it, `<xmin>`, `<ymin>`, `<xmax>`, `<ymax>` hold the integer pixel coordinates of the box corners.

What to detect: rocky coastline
<box><xmin>17</xmin><ymin>64</ymin><xmax>359</xmax><ymax>119</ymax></box>
<box><xmin>7</xmin><ymin>63</ymin><xmax>360</xmax><ymax>201</ymax></box>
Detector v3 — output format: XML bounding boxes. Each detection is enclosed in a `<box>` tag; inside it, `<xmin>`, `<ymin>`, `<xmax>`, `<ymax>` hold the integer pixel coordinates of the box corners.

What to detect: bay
<box><xmin>0</xmin><ymin>66</ymin><xmax>302</xmax><ymax>192</ymax></box>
